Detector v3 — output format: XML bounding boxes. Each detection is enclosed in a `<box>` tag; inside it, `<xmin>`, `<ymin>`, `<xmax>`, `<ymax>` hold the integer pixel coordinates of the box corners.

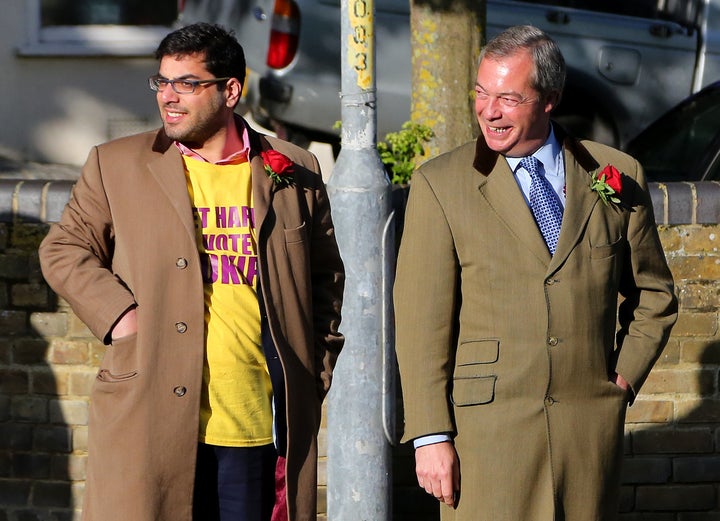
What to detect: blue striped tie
<box><xmin>520</xmin><ymin>156</ymin><xmax>563</xmax><ymax>255</ymax></box>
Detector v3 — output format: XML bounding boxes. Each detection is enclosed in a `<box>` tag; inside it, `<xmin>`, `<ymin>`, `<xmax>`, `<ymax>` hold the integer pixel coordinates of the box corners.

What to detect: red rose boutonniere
<box><xmin>261</xmin><ymin>149</ymin><xmax>294</xmax><ymax>187</ymax></box>
<box><xmin>590</xmin><ymin>164</ymin><xmax>622</xmax><ymax>206</ymax></box>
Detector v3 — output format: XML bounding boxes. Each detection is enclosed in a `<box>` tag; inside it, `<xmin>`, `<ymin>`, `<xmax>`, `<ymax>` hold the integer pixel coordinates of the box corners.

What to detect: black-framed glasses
<box><xmin>148</xmin><ymin>75</ymin><xmax>231</xmax><ymax>94</ymax></box>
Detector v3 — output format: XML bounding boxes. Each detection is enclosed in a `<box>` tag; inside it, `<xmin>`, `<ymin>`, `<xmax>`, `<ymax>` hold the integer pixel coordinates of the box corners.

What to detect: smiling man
<box><xmin>394</xmin><ymin>25</ymin><xmax>677</xmax><ymax>521</ymax></box>
<box><xmin>39</xmin><ymin>23</ymin><xmax>344</xmax><ymax>521</ymax></box>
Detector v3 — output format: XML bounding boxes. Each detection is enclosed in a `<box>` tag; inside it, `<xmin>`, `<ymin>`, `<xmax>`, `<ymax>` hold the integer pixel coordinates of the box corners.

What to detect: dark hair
<box><xmin>480</xmin><ymin>25</ymin><xmax>565</xmax><ymax>102</ymax></box>
<box><xmin>155</xmin><ymin>22</ymin><xmax>246</xmax><ymax>86</ymax></box>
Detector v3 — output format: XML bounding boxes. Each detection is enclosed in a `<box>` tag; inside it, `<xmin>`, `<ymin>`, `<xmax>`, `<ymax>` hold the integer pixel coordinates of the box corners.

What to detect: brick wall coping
<box><xmin>0</xmin><ymin>179</ymin><xmax>718</xmax><ymax>225</ymax></box>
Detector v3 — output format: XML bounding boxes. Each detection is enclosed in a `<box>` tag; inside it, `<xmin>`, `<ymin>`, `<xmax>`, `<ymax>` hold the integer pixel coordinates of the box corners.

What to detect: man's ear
<box><xmin>544</xmin><ymin>90</ymin><xmax>561</xmax><ymax>114</ymax></box>
<box><xmin>225</xmin><ymin>78</ymin><xmax>243</xmax><ymax>108</ymax></box>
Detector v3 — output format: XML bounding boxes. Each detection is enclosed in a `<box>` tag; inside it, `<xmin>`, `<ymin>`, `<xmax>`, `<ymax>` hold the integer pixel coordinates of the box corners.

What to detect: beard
<box><xmin>164</xmin><ymin>121</ymin><xmax>220</xmax><ymax>148</ymax></box>
<box><xmin>160</xmin><ymin>94</ymin><xmax>227</xmax><ymax>148</ymax></box>
<box><xmin>162</xmin><ymin>114</ymin><xmax>226</xmax><ymax>149</ymax></box>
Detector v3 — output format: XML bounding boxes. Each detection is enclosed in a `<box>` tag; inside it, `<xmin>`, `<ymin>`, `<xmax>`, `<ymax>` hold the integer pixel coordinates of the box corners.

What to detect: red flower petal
<box><xmin>600</xmin><ymin>164</ymin><xmax>622</xmax><ymax>194</ymax></box>
<box><xmin>261</xmin><ymin>150</ymin><xmax>294</xmax><ymax>176</ymax></box>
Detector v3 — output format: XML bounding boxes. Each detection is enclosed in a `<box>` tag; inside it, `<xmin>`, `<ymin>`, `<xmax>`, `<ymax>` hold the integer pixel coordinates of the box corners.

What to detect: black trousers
<box><xmin>193</xmin><ymin>443</ymin><xmax>277</xmax><ymax>521</ymax></box>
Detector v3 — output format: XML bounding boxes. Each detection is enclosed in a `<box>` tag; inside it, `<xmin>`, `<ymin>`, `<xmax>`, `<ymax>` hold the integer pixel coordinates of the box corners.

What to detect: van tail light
<box><xmin>266</xmin><ymin>0</ymin><xmax>300</xmax><ymax>69</ymax></box>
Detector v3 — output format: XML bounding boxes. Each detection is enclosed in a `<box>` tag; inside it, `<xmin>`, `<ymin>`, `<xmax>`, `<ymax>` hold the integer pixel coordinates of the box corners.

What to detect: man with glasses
<box><xmin>394</xmin><ymin>25</ymin><xmax>677</xmax><ymax>520</ymax></box>
<box><xmin>40</xmin><ymin>22</ymin><xmax>344</xmax><ymax>521</ymax></box>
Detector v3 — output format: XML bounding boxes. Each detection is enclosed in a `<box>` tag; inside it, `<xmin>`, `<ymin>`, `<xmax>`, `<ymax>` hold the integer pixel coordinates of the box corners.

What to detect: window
<box><xmin>21</xmin><ymin>0</ymin><xmax>182</xmax><ymax>56</ymax></box>
<box><xmin>627</xmin><ymin>86</ymin><xmax>720</xmax><ymax>182</ymax></box>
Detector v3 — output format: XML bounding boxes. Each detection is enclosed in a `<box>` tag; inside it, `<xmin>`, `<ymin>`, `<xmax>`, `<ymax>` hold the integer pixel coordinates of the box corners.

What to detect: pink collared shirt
<box><xmin>174</xmin><ymin>117</ymin><xmax>251</xmax><ymax>165</ymax></box>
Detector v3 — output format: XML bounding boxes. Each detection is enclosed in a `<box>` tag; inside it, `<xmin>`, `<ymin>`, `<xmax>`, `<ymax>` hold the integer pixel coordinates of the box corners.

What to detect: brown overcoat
<box><xmin>394</xmin><ymin>129</ymin><xmax>677</xmax><ymax>521</ymax></box>
<box><xmin>39</xmin><ymin>119</ymin><xmax>344</xmax><ymax>521</ymax></box>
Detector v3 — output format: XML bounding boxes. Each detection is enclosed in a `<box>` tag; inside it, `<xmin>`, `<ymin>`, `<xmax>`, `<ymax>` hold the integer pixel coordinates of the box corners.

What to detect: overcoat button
<box><xmin>545</xmin><ymin>396</ymin><xmax>555</xmax><ymax>406</ymax></box>
<box><xmin>176</xmin><ymin>258</ymin><xmax>188</xmax><ymax>269</ymax></box>
<box><xmin>173</xmin><ymin>386</ymin><xmax>187</xmax><ymax>397</ymax></box>
<box><xmin>175</xmin><ymin>322</ymin><xmax>187</xmax><ymax>333</ymax></box>
<box><xmin>548</xmin><ymin>337</ymin><xmax>558</xmax><ymax>346</ymax></box>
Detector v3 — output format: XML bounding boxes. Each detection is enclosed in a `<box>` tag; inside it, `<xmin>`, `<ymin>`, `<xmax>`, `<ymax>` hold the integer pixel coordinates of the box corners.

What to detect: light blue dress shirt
<box><xmin>505</xmin><ymin>127</ymin><xmax>566</xmax><ymax>208</ymax></box>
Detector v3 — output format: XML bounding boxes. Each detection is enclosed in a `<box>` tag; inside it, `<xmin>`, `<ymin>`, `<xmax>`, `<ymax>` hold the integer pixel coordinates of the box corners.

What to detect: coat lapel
<box><xmin>246</xmin><ymin>124</ymin><xmax>275</xmax><ymax>234</ymax></box>
<box><xmin>548</xmin><ymin>133</ymin><xmax>602</xmax><ymax>273</ymax></box>
<box><xmin>146</xmin><ymin>119</ymin><xmax>276</xmax><ymax>242</ymax></box>
<box><xmin>474</xmin><ymin>138</ymin><xmax>552</xmax><ymax>265</ymax></box>
<box><xmin>146</xmin><ymin>133</ymin><xmax>197</xmax><ymax>243</ymax></box>
<box><xmin>474</xmin><ymin>128</ymin><xmax>605</xmax><ymax>271</ymax></box>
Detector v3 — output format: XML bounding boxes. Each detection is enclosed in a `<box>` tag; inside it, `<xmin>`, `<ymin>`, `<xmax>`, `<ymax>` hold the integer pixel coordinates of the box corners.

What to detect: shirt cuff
<box><xmin>413</xmin><ymin>433</ymin><xmax>452</xmax><ymax>449</ymax></box>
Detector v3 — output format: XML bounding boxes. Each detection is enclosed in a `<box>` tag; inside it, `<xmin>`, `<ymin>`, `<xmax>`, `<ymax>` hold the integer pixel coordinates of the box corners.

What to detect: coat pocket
<box><xmin>451</xmin><ymin>339</ymin><xmax>499</xmax><ymax>406</ymax></box>
<box><xmin>96</xmin><ymin>332</ymin><xmax>139</xmax><ymax>383</ymax></box>
<box><xmin>451</xmin><ymin>375</ymin><xmax>497</xmax><ymax>407</ymax></box>
<box><xmin>456</xmin><ymin>338</ymin><xmax>499</xmax><ymax>365</ymax></box>
<box><xmin>284</xmin><ymin>221</ymin><xmax>308</xmax><ymax>244</ymax></box>
<box><xmin>589</xmin><ymin>235</ymin><xmax>625</xmax><ymax>259</ymax></box>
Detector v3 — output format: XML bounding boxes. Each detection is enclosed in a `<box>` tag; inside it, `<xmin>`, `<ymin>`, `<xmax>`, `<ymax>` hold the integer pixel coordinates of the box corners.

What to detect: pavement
<box><xmin>0</xmin><ymin>154</ymin><xmax>81</xmax><ymax>181</ymax></box>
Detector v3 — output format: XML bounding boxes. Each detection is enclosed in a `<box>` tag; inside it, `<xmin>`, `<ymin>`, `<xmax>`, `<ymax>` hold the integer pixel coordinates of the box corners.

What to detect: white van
<box><xmin>185</xmin><ymin>0</ymin><xmax>720</xmax><ymax>149</ymax></box>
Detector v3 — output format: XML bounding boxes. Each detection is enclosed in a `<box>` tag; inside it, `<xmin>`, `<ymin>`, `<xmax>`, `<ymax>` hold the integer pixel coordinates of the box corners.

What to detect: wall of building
<box><xmin>0</xmin><ymin>180</ymin><xmax>718</xmax><ymax>520</ymax></box>
<box><xmin>1</xmin><ymin>1</ymin><xmax>168</xmax><ymax>167</ymax></box>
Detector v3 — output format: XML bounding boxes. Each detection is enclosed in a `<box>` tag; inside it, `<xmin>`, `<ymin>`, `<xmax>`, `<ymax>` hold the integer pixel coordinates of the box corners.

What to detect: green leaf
<box><xmin>377</xmin><ymin>121</ymin><xmax>434</xmax><ymax>184</ymax></box>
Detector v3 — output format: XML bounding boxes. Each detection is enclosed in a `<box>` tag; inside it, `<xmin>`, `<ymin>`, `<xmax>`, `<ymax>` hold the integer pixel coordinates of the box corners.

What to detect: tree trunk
<box><xmin>410</xmin><ymin>0</ymin><xmax>485</xmax><ymax>158</ymax></box>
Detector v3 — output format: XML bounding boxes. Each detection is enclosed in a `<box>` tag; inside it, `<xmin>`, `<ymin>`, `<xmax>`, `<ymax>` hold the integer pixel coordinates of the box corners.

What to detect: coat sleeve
<box><xmin>614</xmin><ymin>159</ymin><xmax>678</xmax><ymax>395</ymax></box>
<box><xmin>39</xmin><ymin>146</ymin><xmax>136</xmax><ymax>343</ymax></box>
<box><xmin>394</xmin><ymin>171</ymin><xmax>459</xmax><ymax>442</ymax></box>
<box><xmin>309</xmin><ymin>170</ymin><xmax>345</xmax><ymax>399</ymax></box>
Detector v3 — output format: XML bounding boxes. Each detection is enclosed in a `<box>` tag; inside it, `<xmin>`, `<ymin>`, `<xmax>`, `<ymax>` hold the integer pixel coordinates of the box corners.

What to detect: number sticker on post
<box><xmin>348</xmin><ymin>0</ymin><xmax>374</xmax><ymax>90</ymax></box>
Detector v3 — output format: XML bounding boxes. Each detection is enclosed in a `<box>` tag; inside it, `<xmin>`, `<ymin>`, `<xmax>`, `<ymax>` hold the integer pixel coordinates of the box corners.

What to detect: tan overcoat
<box><xmin>39</xmin><ymin>119</ymin><xmax>344</xmax><ymax>521</ymax></box>
<box><xmin>394</xmin><ymin>129</ymin><xmax>677</xmax><ymax>521</ymax></box>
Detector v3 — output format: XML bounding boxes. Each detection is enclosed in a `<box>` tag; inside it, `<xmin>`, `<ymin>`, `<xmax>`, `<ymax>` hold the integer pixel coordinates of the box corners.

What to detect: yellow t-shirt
<box><xmin>183</xmin><ymin>155</ymin><xmax>273</xmax><ymax>447</ymax></box>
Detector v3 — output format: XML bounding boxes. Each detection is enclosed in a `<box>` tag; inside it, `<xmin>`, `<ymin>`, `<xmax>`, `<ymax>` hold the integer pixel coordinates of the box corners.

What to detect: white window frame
<box><xmin>19</xmin><ymin>0</ymin><xmax>180</xmax><ymax>57</ymax></box>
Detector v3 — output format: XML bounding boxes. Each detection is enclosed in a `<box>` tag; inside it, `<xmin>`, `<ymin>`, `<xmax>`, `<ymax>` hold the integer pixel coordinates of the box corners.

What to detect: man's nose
<box><xmin>480</xmin><ymin>96</ymin><xmax>501</xmax><ymax>118</ymax></box>
<box><xmin>160</xmin><ymin>85</ymin><xmax>179</xmax><ymax>103</ymax></box>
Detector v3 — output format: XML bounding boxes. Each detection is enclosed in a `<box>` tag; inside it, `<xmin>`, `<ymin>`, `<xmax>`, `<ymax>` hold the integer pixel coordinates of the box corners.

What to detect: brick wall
<box><xmin>620</xmin><ymin>183</ymin><xmax>720</xmax><ymax>520</ymax></box>
<box><xmin>0</xmin><ymin>180</ymin><xmax>718</xmax><ymax>521</ymax></box>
